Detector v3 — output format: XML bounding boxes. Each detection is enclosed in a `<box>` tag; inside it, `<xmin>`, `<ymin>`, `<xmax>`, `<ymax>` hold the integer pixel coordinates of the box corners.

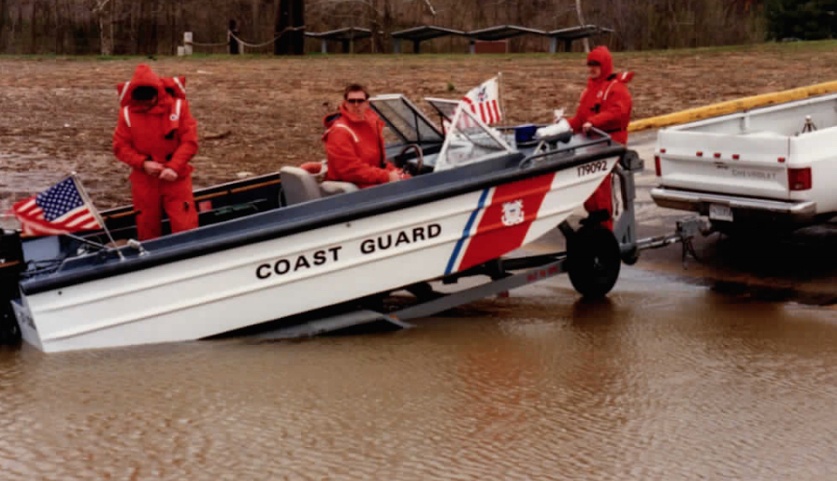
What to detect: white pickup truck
<box><xmin>650</xmin><ymin>92</ymin><xmax>837</xmax><ymax>233</ymax></box>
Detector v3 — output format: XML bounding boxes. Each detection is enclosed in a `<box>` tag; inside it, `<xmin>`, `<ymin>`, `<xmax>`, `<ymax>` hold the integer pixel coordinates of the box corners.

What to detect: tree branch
<box><xmin>90</xmin><ymin>0</ymin><xmax>111</xmax><ymax>15</ymax></box>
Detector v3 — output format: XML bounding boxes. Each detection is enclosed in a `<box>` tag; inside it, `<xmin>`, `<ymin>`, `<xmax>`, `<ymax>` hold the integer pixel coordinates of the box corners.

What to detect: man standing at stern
<box><xmin>567</xmin><ymin>46</ymin><xmax>634</xmax><ymax>231</ymax></box>
<box><xmin>113</xmin><ymin>64</ymin><xmax>199</xmax><ymax>241</ymax></box>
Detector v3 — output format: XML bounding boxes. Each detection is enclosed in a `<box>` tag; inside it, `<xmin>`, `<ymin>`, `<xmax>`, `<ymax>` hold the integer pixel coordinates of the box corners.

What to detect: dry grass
<box><xmin>1</xmin><ymin>41</ymin><xmax>835</xmax><ymax>209</ymax></box>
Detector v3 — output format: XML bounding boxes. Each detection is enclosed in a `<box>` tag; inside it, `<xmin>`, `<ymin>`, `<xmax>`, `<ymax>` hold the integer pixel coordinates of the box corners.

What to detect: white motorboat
<box><xmin>0</xmin><ymin>94</ymin><xmax>635</xmax><ymax>353</ymax></box>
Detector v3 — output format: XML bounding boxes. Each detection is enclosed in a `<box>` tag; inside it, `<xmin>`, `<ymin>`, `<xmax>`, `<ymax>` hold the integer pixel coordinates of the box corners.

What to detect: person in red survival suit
<box><xmin>567</xmin><ymin>46</ymin><xmax>634</xmax><ymax>231</ymax></box>
<box><xmin>113</xmin><ymin>64</ymin><xmax>199</xmax><ymax>241</ymax></box>
<box><xmin>321</xmin><ymin>83</ymin><xmax>407</xmax><ymax>188</ymax></box>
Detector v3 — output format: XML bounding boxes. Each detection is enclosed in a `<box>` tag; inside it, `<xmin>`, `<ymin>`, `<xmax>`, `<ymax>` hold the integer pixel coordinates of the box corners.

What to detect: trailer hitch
<box><xmin>675</xmin><ymin>217</ymin><xmax>704</xmax><ymax>267</ymax></box>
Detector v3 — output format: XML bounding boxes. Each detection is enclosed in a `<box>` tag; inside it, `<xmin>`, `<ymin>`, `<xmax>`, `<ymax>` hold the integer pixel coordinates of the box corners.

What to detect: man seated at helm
<box><xmin>321</xmin><ymin>84</ymin><xmax>407</xmax><ymax>188</ymax></box>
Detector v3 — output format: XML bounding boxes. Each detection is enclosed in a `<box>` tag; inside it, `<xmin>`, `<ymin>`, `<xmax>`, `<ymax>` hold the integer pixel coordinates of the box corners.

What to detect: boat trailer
<box><xmin>252</xmin><ymin>150</ymin><xmax>703</xmax><ymax>342</ymax></box>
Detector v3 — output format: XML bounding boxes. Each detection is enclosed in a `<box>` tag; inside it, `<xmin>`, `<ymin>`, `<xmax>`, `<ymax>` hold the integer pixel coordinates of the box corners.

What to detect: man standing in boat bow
<box><xmin>567</xmin><ymin>46</ymin><xmax>634</xmax><ymax>231</ymax></box>
<box><xmin>322</xmin><ymin>84</ymin><xmax>406</xmax><ymax>188</ymax></box>
<box><xmin>113</xmin><ymin>64</ymin><xmax>199</xmax><ymax>241</ymax></box>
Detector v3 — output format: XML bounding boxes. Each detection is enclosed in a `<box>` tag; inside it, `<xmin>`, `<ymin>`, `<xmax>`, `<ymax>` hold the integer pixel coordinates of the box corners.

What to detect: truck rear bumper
<box><xmin>650</xmin><ymin>187</ymin><xmax>818</xmax><ymax>227</ymax></box>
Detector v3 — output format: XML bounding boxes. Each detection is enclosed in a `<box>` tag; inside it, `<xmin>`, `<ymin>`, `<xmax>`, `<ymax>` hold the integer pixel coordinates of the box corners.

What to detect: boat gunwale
<box><xmin>20</xmin><ymin>144</ymin><xmax>625</xmax><ymax>295</ymax></box>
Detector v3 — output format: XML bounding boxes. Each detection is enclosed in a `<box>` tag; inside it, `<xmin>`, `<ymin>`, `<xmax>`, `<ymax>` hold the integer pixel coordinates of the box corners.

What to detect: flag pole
<box><xmin>70</xmin><ymin>172</ymin><xmax>125</xmax><ymax>261</ymax></box>
<box><xmin>496</xmin><ymin>71</ymin><xmax>505</xmax><ymax>126</ymax></box>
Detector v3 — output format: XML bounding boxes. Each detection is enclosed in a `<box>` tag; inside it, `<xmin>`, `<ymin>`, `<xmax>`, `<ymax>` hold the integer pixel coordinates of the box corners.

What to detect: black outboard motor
<box><xmin>0</xmin><ymin>229</ymin><xmax>24</xmax><ymax>345</ymax></box>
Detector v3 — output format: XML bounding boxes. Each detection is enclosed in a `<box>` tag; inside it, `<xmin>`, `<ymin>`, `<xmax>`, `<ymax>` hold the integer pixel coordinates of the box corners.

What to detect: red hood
<box><xmin>116</xmin><ymin>64</ymin><xmax>174</xmax><ymax>111</ymax></box>
<box><xmin>587</xmin><ymin>46</ymin><xmax>614</xmax><ymax>81</ymax></box>
<box><xmin>116</xmin><ymin>64</ymin><xmax>188</xmax><ymax>135</ymax></box>
<box><xmin>586</xmin><ymin>46</ymin><xmax>634</xmax><ymax>85</ymax></box>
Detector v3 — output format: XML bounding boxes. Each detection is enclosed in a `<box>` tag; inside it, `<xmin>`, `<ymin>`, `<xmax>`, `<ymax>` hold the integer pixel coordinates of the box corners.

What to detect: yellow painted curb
<box><xmin>628</xmin><ymin>80</ymin><xmax>837</xmax><ymax>132</ymax></box>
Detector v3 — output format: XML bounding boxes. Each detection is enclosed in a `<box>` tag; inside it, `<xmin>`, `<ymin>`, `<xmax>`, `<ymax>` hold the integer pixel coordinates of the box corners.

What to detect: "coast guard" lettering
<box><xmin>254</xmin><ymin>223</ymin><xmax>443</xmax><ymax>279</ymax></box>
<box><xmin>359</xmin><ymin>223</ymin><xmax>441</xmax><ymax>254</ymax></box>
<box><xmin>256</xmin><ymin>246</ymin><xmax>343</xmax><ymax>279</ymax></box>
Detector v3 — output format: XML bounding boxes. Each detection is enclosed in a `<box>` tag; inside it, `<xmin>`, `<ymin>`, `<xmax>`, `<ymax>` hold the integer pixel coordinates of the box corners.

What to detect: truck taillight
<box><xmin>654</xmin><ymin>155</ymin><xmax>661</xmax><ymax>176</ymax></box>
<box><xmin>788</xmin><ymin>167</ymin><xmax>812</xmax><ymax>191</ymax></box>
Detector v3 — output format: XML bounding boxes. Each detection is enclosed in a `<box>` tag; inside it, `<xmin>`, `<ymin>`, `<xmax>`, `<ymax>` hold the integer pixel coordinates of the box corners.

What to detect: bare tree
<box><xmin>89</xmin><ymin>0</ymin><xmax>112</xmax><ymax>55</ymax></box>
<box><xmin>574</xmin><ymin>0</ymin><xmax>590</xmax><ymax>52</ymax></box>
<box><xmin>0</xmin><ymin>0</ymin><xmax>769</xmax><ymax>55</ymax></box>
<box><xmin>275</xmin><ymin>0</ymin><xmax>305</xmax><ymax>55</ymax></box>
<box><xmin>421</xmin><ymin>0</ymin><xmax>437</xmax><ymax>16</ymax></box>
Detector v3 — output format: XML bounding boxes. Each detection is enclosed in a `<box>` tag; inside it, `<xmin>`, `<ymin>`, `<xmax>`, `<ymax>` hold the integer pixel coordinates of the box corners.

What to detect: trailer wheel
<box><xmin>621</xmin><ymin>246</ymin><xmax>640</xmax><ymax>266</ymax></box>
<box><xmin>567</xmin><ymin>225</ymin><xmax>621</xmax><ymax>299</ymax></box>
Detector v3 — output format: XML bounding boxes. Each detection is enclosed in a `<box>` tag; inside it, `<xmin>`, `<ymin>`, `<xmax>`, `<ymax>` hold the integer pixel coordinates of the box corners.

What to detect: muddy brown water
<box><xmin>1</xmin><ymin>269</ymin><xmax>835</xmax><ymax>481</ymax></box>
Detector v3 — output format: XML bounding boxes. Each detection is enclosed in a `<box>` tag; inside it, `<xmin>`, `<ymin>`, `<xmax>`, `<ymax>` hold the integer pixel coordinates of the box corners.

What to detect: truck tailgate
<box><xmin>656</xmin><ymin>130</ymin><xmax>791</xmax><ymax>200</ymax></box>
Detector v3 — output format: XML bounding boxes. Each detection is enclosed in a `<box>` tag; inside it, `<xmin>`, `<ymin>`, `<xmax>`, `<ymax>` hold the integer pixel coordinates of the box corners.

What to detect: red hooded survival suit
<box><xmin>567</xmin><ymin>46</ymin><xmax>634</xmax><ymax>231</ymax></box>
<box><xmin>113</xmin><ymin>64</ymin><xmax>199</xmax><ymax>240</ymax></box>
<box><xmin>321</xmin><ymin>102</ymin><xmax>397</xmax><ymax>188</ymax></box>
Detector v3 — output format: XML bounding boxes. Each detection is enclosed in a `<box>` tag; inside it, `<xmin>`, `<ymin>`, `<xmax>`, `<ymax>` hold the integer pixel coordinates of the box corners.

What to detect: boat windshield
<box><xmin>424</xmin><ymin>97</ymin><xmax>459</xmax><ymax>126</ymax></box>
<box><xmin>432</xmin><ymin>103</ymin><xmax>516</xmax><ymax>171</ymax></box>
<box><xmin>369</xmin><ymin>95</ymin><xmax>444</xmax><ymax>145</ymax></box>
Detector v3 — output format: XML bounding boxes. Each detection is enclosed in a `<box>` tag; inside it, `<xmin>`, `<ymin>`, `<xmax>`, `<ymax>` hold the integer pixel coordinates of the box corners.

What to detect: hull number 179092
<box><xmin>577</xmin><ymin>160</ymin><xmax>608</xmax><ymax>177</ymax></box>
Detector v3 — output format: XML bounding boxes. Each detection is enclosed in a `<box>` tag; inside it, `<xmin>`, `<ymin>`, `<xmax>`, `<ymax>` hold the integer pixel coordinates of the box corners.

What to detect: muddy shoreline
<box><xmin>1</xmin><ymin>48</ymin><xmax>836</xmax><ymax>219</ymax></box>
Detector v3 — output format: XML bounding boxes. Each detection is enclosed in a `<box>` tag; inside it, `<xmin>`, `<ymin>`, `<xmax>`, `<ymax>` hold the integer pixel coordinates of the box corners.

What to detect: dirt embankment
<box><xmin>1</xmin><ymin>44</ymin><xmax>836</xmax><ymax>212</ymax></box>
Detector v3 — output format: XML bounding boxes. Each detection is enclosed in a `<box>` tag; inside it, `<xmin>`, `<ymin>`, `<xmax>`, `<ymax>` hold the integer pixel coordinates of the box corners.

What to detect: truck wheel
<box><xmin>567</xmin><ymin>225</ymin><xmax>621</xmax><ymax>299</ymax></box>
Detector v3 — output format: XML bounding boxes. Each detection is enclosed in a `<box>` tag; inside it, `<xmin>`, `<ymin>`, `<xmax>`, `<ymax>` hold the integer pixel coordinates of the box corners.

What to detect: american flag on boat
<box><xmin>12</xmin><ymin>176</ymin><xmax>101</xmax><ymax>236</ymax></box>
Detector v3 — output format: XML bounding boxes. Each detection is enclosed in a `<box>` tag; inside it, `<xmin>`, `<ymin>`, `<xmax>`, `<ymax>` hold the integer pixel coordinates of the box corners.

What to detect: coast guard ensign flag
<box><xmin>461</xmin><ymin>76</ymin><xmax>503</xmax><ymax>125</ymax></box>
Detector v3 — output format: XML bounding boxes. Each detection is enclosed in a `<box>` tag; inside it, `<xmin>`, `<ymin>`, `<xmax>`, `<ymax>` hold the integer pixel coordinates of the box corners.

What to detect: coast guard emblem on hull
<box><xmin>501</xmin><ymin>200</ymin><xmax>525</xmax><ymax>226</ymax></box>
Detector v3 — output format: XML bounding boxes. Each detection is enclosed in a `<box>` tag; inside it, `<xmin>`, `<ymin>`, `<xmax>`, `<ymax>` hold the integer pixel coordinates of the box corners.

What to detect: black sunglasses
<box><xmin>346</xmin><ymin>98</ymin><xmax>367</xmax><ymax>104</ymax></box>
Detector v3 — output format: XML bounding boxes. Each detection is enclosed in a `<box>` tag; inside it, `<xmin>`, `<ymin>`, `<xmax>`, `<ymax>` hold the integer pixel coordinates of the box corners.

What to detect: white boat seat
<box><xmin>280</xmin><ymin>166</ymin><xmax>359</xmax><ymax>205</ymax></box>
<box><xmin>320</xmin><ymin>181</ymin><xmax>359</xmax><ymax>196</ymax></box>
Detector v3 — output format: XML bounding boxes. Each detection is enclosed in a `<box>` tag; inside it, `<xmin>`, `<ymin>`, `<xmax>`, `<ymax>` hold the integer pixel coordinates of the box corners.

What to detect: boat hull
<box><xmin>18</xmin><ymin>155</ymin><xmax>619</xmax><ymax>353</ymax></box>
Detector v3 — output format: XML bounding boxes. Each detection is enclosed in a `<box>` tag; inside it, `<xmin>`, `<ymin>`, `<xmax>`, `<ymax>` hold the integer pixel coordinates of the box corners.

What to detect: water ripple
<box><xmin>0</xmin><ymin>280</ymin><xmax>835</xmax><ymax>480</ymax></box>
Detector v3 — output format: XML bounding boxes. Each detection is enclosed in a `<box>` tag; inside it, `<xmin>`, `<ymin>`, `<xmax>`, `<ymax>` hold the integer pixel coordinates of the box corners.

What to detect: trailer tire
<box><xmin>567</xmin><ymin>225</ymin><xmax>621</xmax><ymax>299</ymax></box>
<box><xmin>621</xmin><ymin>246</ymin><xmax>640</xmax><ymax>266</ymax></box>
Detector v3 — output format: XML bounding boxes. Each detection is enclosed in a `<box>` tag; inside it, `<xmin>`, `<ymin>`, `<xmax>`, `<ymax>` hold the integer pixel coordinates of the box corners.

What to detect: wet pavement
<box><xmin>0</xmin><ymin>132</ymin><xmax>835</xmax><ymax>480</ymax></box>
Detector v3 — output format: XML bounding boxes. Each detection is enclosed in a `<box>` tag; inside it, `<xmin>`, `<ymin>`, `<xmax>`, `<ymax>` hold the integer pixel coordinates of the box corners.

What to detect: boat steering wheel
<box><xmin>396</xmin><ymin>144</ymin><xmax>423</xmax><ymax>175</ymax></box>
